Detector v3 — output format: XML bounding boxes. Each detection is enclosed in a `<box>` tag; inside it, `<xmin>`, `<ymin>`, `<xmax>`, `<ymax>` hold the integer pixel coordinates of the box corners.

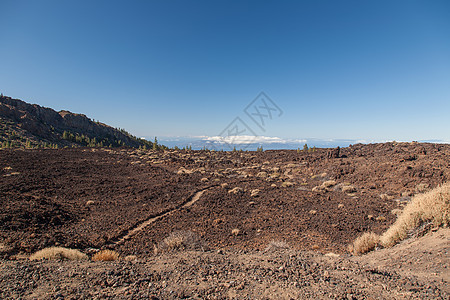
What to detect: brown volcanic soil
<box><xmin>0</xmin><ymin>229</ymin><xmax>448</xmax><ymax>299</ymax></box>
<box><xmin>0</xmin><ymin>142</ymin><xmax>449</xmax><ymax>298</ymax></box>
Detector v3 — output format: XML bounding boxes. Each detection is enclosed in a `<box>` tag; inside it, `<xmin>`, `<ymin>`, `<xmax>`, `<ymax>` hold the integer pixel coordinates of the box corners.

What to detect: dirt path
<box><xmin>109</xmin><ymin>186</ymin><xmax>216</xmax><ymax>246</ymax></box>
<box><xmin>352</xmin><ymin>228</ymin><xmax>450</xmax><ymax>293</ymax></box>
<box><xmin>1</xmin><ymin>237</ymin><xmax>448</xmax><ymax>299</ymax></box>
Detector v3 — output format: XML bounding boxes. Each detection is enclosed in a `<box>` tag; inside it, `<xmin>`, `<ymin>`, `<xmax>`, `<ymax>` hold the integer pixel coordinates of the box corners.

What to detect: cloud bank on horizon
<box><xmin>153</xmin><ymin>135</ymin><xmax>450</xmax><ymax>151</ymax></box>
<box><xmin>205</xmin><ymin>135</ymin><xmax>304</xmax><ymax>145</ymax></box>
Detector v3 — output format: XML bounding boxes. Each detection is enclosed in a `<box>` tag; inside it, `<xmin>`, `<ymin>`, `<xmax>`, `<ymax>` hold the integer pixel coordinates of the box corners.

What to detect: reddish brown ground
<box><xmin>1</xmin><ymin>142</ymin><xmax>448</xmax><ymax>258</ymax></box>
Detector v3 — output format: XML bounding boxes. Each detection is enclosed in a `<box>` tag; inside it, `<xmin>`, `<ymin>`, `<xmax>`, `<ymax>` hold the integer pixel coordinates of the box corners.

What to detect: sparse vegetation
<box><xmin>157</xmin><ymin>230</ymin><xmax>205</xmax><ymax>253</ymax></box>
<box><xmin>250</xmin><ymin>189</ymin><xmax>260</xmax><ymax>197</ymax></box>
<box><xmin>264</xmin><ymin>240</ymin><xmax>290</xmax><ymax>252</ymax></box>
<box><xmin>231</xmin><ymin>228</ymin><xmax>241</xmax><ymax>236</ymax></box>
<box><xmin>312</xmin><ymin>179</ymin><xmax>337</xmax><ymax>192</ymax></box>
<box><xmin>380</xmin><ymin>182</ymin><xmax>450</xmax><ymax>248</ymax></box>
<box><xmin>350</xmin><ymin>232</ymin><xmax>380</xmax><ymax>255</ymax></box>
<box><xmin>228</xmin><ymin>187</ymin><xmax>244</xmax><ymax>194</ymax></box>
<box><xmin>2</xmin><ymin>138</ymin><xmax>449</xmax><ymax>298</ymax></box>
<box><xmin>350</xmin><ymin>182</ymin><xmax>450</xmax><ymax>255</ymax></box>
<box><xmin>281</xmin><ymin>181</ymin><xmax>294</xmax><ymax>187</ymax></box>
<box><xmin>92</xmin><ymin>249</ymin><xmax>120</xmax><ymax>261</ymax></box>
<box><xmin>29</xmin><ymin>247</ymin><xmax>88</xmax><ymax>261</ymax></box>
<box><xmin>342</xmin><ymin>185</ymin><xmax>357</xmax><ymax>193</ymax></box>
<box><xmin>322</xmin><ymin>180</ymin><xmax>336</xmax><ymax>188</ymax></box>
<box><xmin>0</xmin><ymin>96</ymin><xmax>166</xmax><ymax>149</ymax></box>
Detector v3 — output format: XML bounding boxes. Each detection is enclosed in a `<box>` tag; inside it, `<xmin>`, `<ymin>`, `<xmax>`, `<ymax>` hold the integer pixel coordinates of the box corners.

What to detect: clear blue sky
<box><xmin>1</xmin><ymin>0</ymin><xmax>449</xmax><ymax>142</ymax></box>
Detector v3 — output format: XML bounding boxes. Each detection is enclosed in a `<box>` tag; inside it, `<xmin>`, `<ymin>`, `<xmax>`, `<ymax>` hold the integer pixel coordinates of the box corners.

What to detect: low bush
<box><xmin>342</xmin><ymin>185</ymin><xmax>357</xmax><ymax>193</ymax></box>
<box><xmin>350</xmin><ymin>232</ymin><xmax>380</xmax><ymax>255</ymax></box>
<box><xmin>380</xmin><ymin>181</ymin><xmax>449</xmax><ymax>247</ymax></box>
<box><xmin>231</xmin><ymin>228</ymin><xmax>241</xmax><ymax>236</ymax></box>
<box><xmin>92</xmin><ymin>249</ymin><xmax>120</xmax><ymax>261</ymax></box>
<box><xmin>157</xmin><ymin>230</ymin><xmax>206</xmax><ymax>253</ymax></box>
<box><xmin>264</xmin><ymin>240</ymin><xmax>290</xmax><ymax>253</ymax></box>
<box><xmin>349</xmin><ymin>182</ymin><xmax>450</xmax><ymax>255</ymax></box>
<box><xmin>29</xmin><ymin>247</ymin><xmax>88</xmax><ymax>261</ymax></box>
<box><xmin>322</xmin><ymin>180</ymin><xmax>336</xmax><ymax>188</ymax></box>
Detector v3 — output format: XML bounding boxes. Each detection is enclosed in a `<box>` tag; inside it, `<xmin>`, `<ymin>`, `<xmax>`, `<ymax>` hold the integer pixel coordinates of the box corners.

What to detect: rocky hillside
<box><xmin>0</xmin><ymin>95</ymin><xmax>154</xmax><ymax>149</ymax></box>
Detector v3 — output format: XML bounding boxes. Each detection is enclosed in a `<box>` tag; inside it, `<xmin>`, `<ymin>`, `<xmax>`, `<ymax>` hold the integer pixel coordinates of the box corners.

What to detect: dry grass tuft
<box><xmin>380</xmin><ymin>182</ymin><xmax>450</xmax><ymax>248</ymax></box>
<box><xmin>231</xmin><ymin>228</ymin><xmax>241</xmax><ymax>236</ymax></box>
<box><xmin>29</xmin><ymin>247</ymin><xmax>88</xmax><ymax>261</ymax></box>
<box><xmin>264</xmin><ymin>240</ymin><xmax>290</xmax><ymax>253</ymax></box>
<box><xmin>92</xmin><ymin>249</ymin><xmax>120</xmax><ymax>261</ymax></box>
<box><xmin>228</xmin><ymin>187</ymin><xmax>244</xmax><ymax>194</ymax></box>
<box><xmin>312</xmin><ymin>185</ymin><xmax>326</xmax><ymax>193</ymax></box>
<box><xmin>322</xmin><ymin>180</ymin><xmax>337</xmax><ymax>188</ymax></box>
<box><xmin>124</xmin><ymin>255</ymin><xmax>138</xmax><ymax>261</ymax></box>
<box><xmin>250</xmin><ymin>189</ymin><xmax>260</xmax><ymax>197</ymax></box>
<box><xmin>342</xmin><ymin>185</ymin><xmax>357</xmax><ymax>193</ymax></box>
<box><xmin>351</xmin><ymin>232</ymin><xmax>380</xmax><ymax>255</ymax></box>
<box><xmin>281</xmin><ymin>181</ymin><xmax>294</xmax><ymax>188</ymax></box>
<box><xmin>157</xmin><ymin>230</ymin><xmax>206</xmax><ymax>253</ymax></box>
<box><xmin>257</xmin><ymin>172</ymin><xmax>268</xmax><ymax>178</ymax></box>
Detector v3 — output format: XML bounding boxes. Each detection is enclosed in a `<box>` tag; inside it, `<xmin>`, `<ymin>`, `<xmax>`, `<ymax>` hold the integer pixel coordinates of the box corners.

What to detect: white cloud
<box><xmin>205</xmin><ymin>135</ymin><xmax>305</xmax><ymax>145</ymax></box>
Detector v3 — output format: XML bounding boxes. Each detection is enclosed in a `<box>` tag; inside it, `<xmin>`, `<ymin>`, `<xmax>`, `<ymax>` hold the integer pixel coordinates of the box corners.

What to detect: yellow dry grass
<box><xmin>350</xmin><ymin>232</ymin><xmax>380</xmax><ymax>255</ymax></box>
<box><xmin>29</xmin><ymin>247</ymin><xmax>88</xmax><ymax>261</ymax></box>
<box><xmin>264</xmin><ymin>240</ymin><xmax>290</xmax><ymax>253</ymax></box>
<box><xmin>231</xmin><ymin>228</ymin><xmax>241</xmax><ymax>236</ymax></box>
<box><xmin>92</xmin><ymin>249</ymin><xmax>120</xmax><ymax>261</ymax></box>
<box><xmin>158</xmin><ymin>230</ymin><xmax>205</xmax><ymax>253</ymax></box>
<box><xmin>322</xmin><ymin>180</ymin><xmax>336</xmax><ymax>188</ymax></box>
<box><xmin>342</xmin><ymin>185</ymin><xmax>356</xmax><ymax>193</ymax></box>
<box><xmin>380</xmin><ymin>181</ymin><xmax>450</xmax><ymax>247</ymax></box>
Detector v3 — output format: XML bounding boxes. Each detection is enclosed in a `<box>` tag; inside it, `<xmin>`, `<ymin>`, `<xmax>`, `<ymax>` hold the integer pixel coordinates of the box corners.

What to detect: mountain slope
<box><xmin>0</xmin><ymin>95</ymin><xmax>154</xmax><ymax>149</ymax></box>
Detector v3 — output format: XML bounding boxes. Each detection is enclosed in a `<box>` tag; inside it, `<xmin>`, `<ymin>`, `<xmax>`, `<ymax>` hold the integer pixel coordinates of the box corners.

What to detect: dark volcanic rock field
<box><xmin>1</xmin><ymin>142</ymin><xmax>448</xmax><ymax>256</ymax></box>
